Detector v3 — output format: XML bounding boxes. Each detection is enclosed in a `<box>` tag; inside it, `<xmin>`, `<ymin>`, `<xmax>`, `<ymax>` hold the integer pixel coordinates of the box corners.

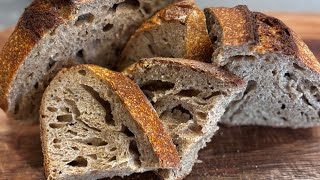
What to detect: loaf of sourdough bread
<box><xmin>0</xmin><ymin>0</ymin><xmax>181</xmax><ymax>121</ymax></box>
<box><xmin>40</xmin><ymin>64</ymin><xmax>179</xmax><ymax>180</ymax></box>
<box><xmin>205</xmin><ymin>5</ymin><xmax>320</xmax><ymax>128</ymax></box>
<box><xmin>119</xmin><ymin>1</ymin><xmax>212</xmax><ymax>70</ymax></box>
<box><xmin>123</xmin><ymin>58</ymin><xmax>245</xmax><ymax>179</ymax></box>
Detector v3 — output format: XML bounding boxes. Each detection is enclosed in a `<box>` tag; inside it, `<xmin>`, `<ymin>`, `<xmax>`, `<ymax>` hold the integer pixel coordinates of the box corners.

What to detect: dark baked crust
<box><xmin>204</xmin><ymin>5</ymin><xmax>320</xmax><ymax>74</ymax></box>
<box><xmin>0</xmin><ymin>0</ymin><xmax>76</xmax><ymax>111</ymax></box>
<box><xmin>123</xmin><ymin>57</ymin><xmax>244</xmax><ymax>87</ymax></box>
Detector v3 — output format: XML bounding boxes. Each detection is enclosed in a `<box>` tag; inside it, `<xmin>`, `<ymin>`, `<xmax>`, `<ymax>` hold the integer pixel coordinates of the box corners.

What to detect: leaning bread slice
<box><xmin>40</xmin><ymin>65</ymin><xmax>179</xmax><ymax>180</ymax></box>
<box><xmin>123</xmin><ymin>58</ymin><xmax>245</xmax><ymax>179</ymax></box>
<box><xmin>0</xmin><ymin>0</ymin><xmax>180</xmax><ymax>121</ymax></box>
<box><xmin>118</xmin><ymin>1</ymin><xmax>213</xmax><ymax>70</ymax></box>
<box><xmin>205</xmin><ymin>5</ymin><xmax>320</xmax><ymax>128</ymax></box>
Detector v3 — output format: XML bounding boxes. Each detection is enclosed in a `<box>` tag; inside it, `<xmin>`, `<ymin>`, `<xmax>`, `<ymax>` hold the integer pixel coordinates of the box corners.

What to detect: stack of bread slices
<box><xmin>0</xmin><ymin>0</ymin><xmax>319</xmax><ymax>179</ymax></box>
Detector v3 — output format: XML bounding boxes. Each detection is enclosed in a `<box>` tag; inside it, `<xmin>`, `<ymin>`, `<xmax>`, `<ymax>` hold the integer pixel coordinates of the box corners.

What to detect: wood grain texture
<box><xmin>0</xmin><ymin>13</ymin><xmax>320</xmax><ymax>180</ymax></box>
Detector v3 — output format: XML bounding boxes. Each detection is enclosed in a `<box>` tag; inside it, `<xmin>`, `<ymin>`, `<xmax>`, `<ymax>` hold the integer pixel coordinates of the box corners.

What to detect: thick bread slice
<box><xmin>40</xmin><ymin>64</ymin><xmax>179</xmax><ymax>180</ymax></box>
<box><xmin>0</xmin><ymin>0</ymin><xmax>181</xmax><ymax>121</ymax></box>
<box><xmin>205</xmin><ymin>6</ymin><xmax>320</xmax><ymax>128</ymax></box>
<box><xmin>123</xmin><ymin>58</ymin><xmax>245</xmax><ymax>179</ymax></box>
<box><xmin>118</xmin><ymin>1</ymin><xmax>213</xmax><ymax>70</ymax></box>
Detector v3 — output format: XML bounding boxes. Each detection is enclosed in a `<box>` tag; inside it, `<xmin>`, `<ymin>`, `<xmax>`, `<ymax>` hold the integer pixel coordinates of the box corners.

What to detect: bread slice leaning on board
<box><xmin>123</xmin><ymin>58</ymin><xmax>245</xmax><ymax>180</ymax></box>
<box><xmin>0</xmin><ymin>0</ymin><xmax>182</xmax><ymax>121</ymax></box>
<box><xmin>118</xmin><ymin>0</ymin><xmax>213</xmax><ymax>70</ymax></box>
<box><xmin>40</xmin><ymin>64</ymin><xmax>179</xmax><ymax>180</ymax></box>
<box><xmin>205</xmin><ymin>5</ymin><xmax>320</xmax><ymax>128</ymax></box>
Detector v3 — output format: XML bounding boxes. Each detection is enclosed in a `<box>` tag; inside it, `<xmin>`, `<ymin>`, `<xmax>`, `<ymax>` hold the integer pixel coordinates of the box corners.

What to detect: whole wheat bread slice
<box><xmin>118</xmin><ymin>1</ymin><xmax>212</xmax><ymax>70</ymax></box>
<box><xmin>205</xmin><ymin>5</ymin><xmax>320</xmax><ymax>128</ymax></box>
<box><xmin>40</xmin><ymin>64</ymin><xmax>179</xmax><ymax>180</ymax></box>
<box><xmin>123</xmin><ymin>58</ymin><xmax>245</xmax><ymax>179</ymax></box>
<box><xmin>0</xmin><ymin>0</ymin><xmax>181</xmax><ymax>121</ymax></box>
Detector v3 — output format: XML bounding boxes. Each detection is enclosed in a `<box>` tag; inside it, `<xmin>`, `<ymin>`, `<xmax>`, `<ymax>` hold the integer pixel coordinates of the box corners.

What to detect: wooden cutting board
<box><xmin>0</xmin><ymin>13</ymin><xmax>320</xmax><ymax>180</ymax></box>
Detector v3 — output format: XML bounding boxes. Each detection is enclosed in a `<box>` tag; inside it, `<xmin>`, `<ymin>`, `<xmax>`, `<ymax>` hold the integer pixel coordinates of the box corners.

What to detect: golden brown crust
<box><xmin>125</xmin><ymin>1</ymin><xmax>212</xmax><ymax>63</ymax></box>
<box><xmin>123</xmin><ymin>57</ymin><xmax>245</xmax><ymax>87</ymax></box>
<box><xmin>84</xmin><ymin>65</ymin><xmax>180</xmax><ymax>167</ymax></box>
<box><xmin>204</xmin><ymin>5</ymin><xmax>320</xmax><ymax>74</ymax></box>
<box><xmin>0</xmin><ymin>0</ymin><xmax>76</xmax><ymax>111</ymax></box>
<box><xmin>204</xmin><ymin>5</ymin><xmax>258</xmax><ymax>47</ymax></box>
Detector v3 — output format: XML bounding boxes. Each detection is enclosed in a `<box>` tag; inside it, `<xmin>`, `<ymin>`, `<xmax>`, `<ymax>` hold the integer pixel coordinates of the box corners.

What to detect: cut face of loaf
<box><xmin>118</xmin><ymin>1</ymin><xmax>213</xmax><ymax>70</ymax></box>
<box><xmin>205</xmin><ymin>6</ymin><xmax>320</xmax><ymax>128</ymax></box>
<box><xmin>123</xmin><ymin>58</ymin><xmax>245</xmax><ymax>179</ymax></box>
<box><xmin>40</xmin><ymin>65</ymin><xmax>179</xmax><ymax>180</ymax></box>
<box><xmin>0</xmin><ymin>0</ymin><xmax>179</xmax><ymax>121</ymax></box>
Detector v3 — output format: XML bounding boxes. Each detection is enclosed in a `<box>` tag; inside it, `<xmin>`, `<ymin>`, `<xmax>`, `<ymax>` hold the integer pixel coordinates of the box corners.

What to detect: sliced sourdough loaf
<box><xmin>40</xmin><ymin>65</ymin><xmax>179</xmax><ymax>180</ymax></box>
<box><xmin>0</xmin><ymin>0</ymin><xmax>180</xmax><ymax>121</ymax></box>
<box><xmin>205</xmin><ymin>5</ymin><xmax>320</xmax><ymax>128</ymax></box>
<box><xmin>118</xmin><ymin>1</ymin><xmax>213</xmax><ymax>70</ymax></box>
<box><xmin>123</xmin><ymin>58</ymin><xmax>245</xmax><ymax>179</ymax></box>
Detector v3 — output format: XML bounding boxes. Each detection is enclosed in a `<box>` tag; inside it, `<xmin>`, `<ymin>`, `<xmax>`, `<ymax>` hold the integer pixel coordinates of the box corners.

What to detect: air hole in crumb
<box><xmin>57</xmin><ymin>115</ymin><xmax>73</xmax><ymax>122</ymax></box>
<box><xmin>212</xmin><ymin>36</ymin><xmax>218</xmax><ymax>43</ymax></box>
<box><xmin>281</xmin><ymin>104</ymin><xmax>286</xmax><ymax>109</ymax></box>
<box><xmin>203</xmin><ymin>91</ymin><xmax>226</xmax><ymax>100</ymax></box>
<box><xmin>53</xmin><ymin>139</ymin><xmax>61</xmax><ymax>143</ymax></box>
<box><xmin>76</xmin><ymin>49</ymin><xmax>84</xmax><ymax>58</ymax></box>
<box><xmin>141</xmin><ymin>80</ymin><xmax>175</xmax><ymax>92</ymax></box>
<box><xmin>122</xmin><ymin>126</ymin><xmax>135</xmax><ymax>137</ymax></box>
<box><xmin>272</xmin><ymin>70</ymin><xmax>277</xmax><ymax>75</ymax></box>
<box><xmin>284</xmin><ymin>72</ymin><xmax>291</xmax><ymax>78</ymax></box>
<box><xmin>88</xmin><ymin>154</ymin><xmax>97</xmax><ymax>160</ymax></box>
<box><xmin>78</xmin><ymin>70</ymin><xmax>87</xmax><ymax>76</ymax></box>
<box><xmin>75</xmin><ymin>13</ymin><xmax>94</xmax><ymax>26</ymax></box>
<box><xmin>67</xmin><ymin>156</ymin><xmax>88</xmax><ymax>167</ymax></box>
<box><xmin>230</xmin><ymin>55</ymin><xmax>256</xmax><ymax>61</ymax></box>
<box><xmin>103</xmin><ymin>24</ymin><xmax>113</xmax><ymax>32</ymax></box>
<box><xmin>110</xmin><ymin>147</ymin><xmax>117</xmax><ymax>152</ymax></box>
<box><xmin>244</xmin><ymin>80</ymin><xmax>257</xmax><ymax>96</ymax></box>
<box><xmin>196</xmin><ymin>112</ymin><xmax>207</xmax><ymax>120</ymax></box>
<box><xmin>49</xmin><ymin>123</ymin><xmax>66</xmax><ymax>129</ymax></box>
<box><xmin>82</xmin><ymin>137</ymin><xmax>108</xmax><ymax>146</ymax></box>
<box><xmin>111</xmin><ymin>3</ymin><xmax>118</xmax><ymax>11</ymax></box>
<box><xmin>281</xmin><ymin>117</ymin><xmax>288</xmax><ymax>121</ymax></box>
<box><xmin>14</xmin><ymin>104</ymin><xmax>20</xmax><ymax>114</ymax></box>
<box><xmin>71</xmin><ymin>147</ymin><xmax>79</xmax><ymax>150</ymax></box>
<box><xmin>67</xmin><ymin>130</ymin><xmax>78</xmax><ymax>136</ymax></box>
<box><xmin>147</xmin><ymin>44</ymin><xmax>155</xmax><ymax>54</ymax></box>
<box><xmin>81</xmin><ymin>85</ymin><xmax>115</xmax><ymax>126</ymax></box>
<box><xmin>177</xmin><ymin>89</ymin><xmax>201</xmax><ymax>97</ymax></box>
<box><xmin>47</xmin><ymin>58</ymin><xmax>57</xmax><ymax>71</ymax></box>
<box><xmin>129</xmin><ymin>140</ymin><xmax>141</xmax><ymax>166</ymax></box>
<box><xmin>53</xmin><ymin>145</ymin><xmax>61</xmax><ymax>149</ymax></box>
<box><xmin>293</xmin><ymin>63</ymin><xmax>305</xmax><ymax>71</ymax></box>
<box><xmin>47</xmin><ymin>107</ymin><xmax>58</xmax><ymax>112</ymax></box>
<box><xmin>142</xmin><ymin>3</ymin><xmax>152</xmax><ymax>15</ymax></box>
<box><xmin>119</xmin><ymin>0</ymin><xmax>140</xmax><ymax>9</ymax></box>
<box><xmin>189</xmin><ymin>123</ymin><xmax>202</xmax><ymax>133</ymax></box>
<box><xmin>34</xmin><ymin>82</ymin><xmax>39</xmax><ymax>89</ymax></box>
<box><xmin>169</xmin><ymin>105</ymin><xmax>193</xmax><ymax>122</ymax></box>
<box><xmin>108</xmin><ymin>156</ymin><xmax>117</xmax><ymax>162</ymax></box>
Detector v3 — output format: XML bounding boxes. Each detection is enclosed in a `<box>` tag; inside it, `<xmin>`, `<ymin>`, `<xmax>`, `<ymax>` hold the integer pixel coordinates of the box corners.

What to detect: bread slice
<box><xmin>118</xmin><ymin>1</ymin><xmax>213</xmax><ymax>70</ymax></box>
<box><xmin>123</xmin><ymin>58</ymin><xmax>245</xmax><ymax>179</ymax></box>
<box><xmin>40</xmin><ymin>64</ymin><xmax>179</xmax><ymax>180</ymax></box>
<box><xmin>205</xmin><ymin>5</ymin><xmax>320</xmax><ymax>128</ymax></box>
<box><xmin>0</xmin><ymin>0</ymin><xmax>180</xmax><ymax>121</ymax></box>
